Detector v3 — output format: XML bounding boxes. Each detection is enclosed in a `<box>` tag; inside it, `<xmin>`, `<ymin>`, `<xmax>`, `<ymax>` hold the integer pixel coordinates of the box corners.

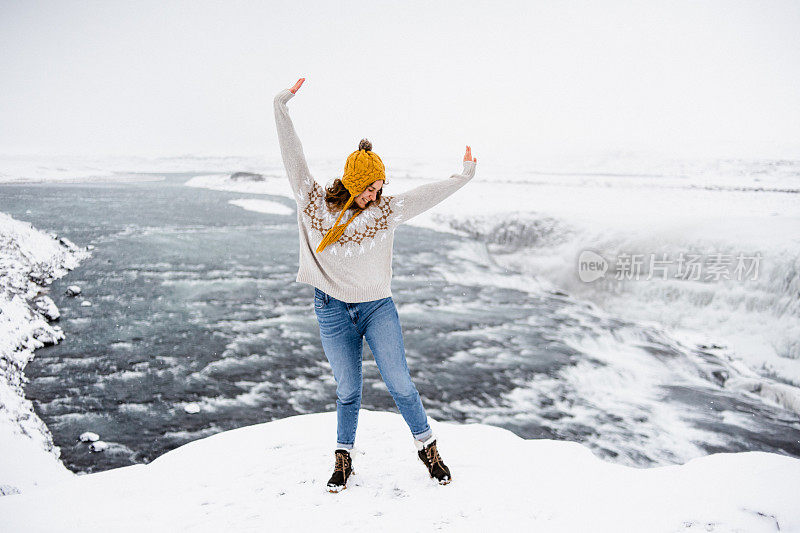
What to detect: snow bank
<box><xmin>0</xmin><ymin>410</ymin><xmax>796</xmax><ymax>532</ymax></box>
<box><xmin>0</xmin><ymin>154</ymin><xmax>270</xmax><ymax>183</ymax></box>
<box><xmin>0</xmin><ymin>212</ymin><xmax>90</xmax><ymax>494</ymax></box>
<box><xmin>227</xmin><ymin>198</ymin><xmax>293</xmax><ymax>216</ymax></box>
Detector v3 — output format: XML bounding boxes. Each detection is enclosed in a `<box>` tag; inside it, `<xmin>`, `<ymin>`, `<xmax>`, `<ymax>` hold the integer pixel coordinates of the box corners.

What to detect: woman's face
<box><xmin>354</xmin><ymin>180</ymin><xmax>384</xmax><ymax>209</ymax></box>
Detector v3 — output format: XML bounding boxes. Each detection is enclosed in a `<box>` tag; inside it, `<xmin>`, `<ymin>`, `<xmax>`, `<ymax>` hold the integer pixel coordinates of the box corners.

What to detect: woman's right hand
<box><xmin>290</xmin><ymin>78</ymin><xmax>305</xmax><ymax>94</ymax></box>
<box><xmin>463</xmin><ymin>145</ymin><xmax>477</xmax><ymax>163</ymax></box>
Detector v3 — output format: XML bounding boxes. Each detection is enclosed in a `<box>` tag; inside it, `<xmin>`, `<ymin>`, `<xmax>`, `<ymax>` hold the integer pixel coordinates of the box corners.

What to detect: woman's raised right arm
<box><xmin>273</xmin><ymin>78</ymin><xmax>315</xmax><ymax>202</ymax></box>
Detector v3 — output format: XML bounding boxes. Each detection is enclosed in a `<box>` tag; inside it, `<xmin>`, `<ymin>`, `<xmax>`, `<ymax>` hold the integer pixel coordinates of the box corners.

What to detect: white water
<box><xmin>181</xmin><ymin>152</ymin><xmax>800</xmax><ymax>412</ymax></box>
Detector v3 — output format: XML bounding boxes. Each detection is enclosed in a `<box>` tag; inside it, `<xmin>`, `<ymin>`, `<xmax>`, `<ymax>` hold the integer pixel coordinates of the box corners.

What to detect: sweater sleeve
<box><xmin>273</xmin><ymin>88</ymin><xmax>316</xmax><ymax>202</ymax></box>
<box><xmin>390</xmin><ymin>160</ymin><xmax>477</xmax><ymax>225</ymax></box>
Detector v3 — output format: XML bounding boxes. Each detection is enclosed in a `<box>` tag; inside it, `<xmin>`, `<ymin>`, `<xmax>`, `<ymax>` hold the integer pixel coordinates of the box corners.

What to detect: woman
<box><xmin>274</xmin><ymin>77</ymin><xmax>477</xmax><ymax>492</ymax></box>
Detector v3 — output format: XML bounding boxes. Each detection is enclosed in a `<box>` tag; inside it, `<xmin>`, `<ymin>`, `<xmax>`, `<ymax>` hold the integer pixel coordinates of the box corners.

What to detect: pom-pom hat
<box><xmin>316</xmin><ymin>139</ymin><xmax>387</xmax><ymax>253</ymax></box>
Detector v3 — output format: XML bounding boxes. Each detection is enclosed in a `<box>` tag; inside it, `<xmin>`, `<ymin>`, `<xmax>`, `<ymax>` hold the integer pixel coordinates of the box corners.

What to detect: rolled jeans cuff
<box><xmin>412</xmin><ymin>427</ymin><xmax>433</xmax><ymax>443</ymax></box>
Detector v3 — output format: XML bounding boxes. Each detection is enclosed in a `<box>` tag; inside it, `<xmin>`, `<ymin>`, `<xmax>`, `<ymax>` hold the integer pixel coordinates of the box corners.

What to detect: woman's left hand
<box><xmin>463</xmin><ymin>145</ymin><xmax>477</xmax><ymax>163</ymax></box>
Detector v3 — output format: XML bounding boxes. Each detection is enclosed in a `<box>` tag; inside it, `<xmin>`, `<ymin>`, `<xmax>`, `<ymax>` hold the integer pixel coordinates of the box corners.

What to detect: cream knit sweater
<box><xmin>274</xmin><ymin>88</ymin><xmax>476</xmax><ymax>303</ymax></box>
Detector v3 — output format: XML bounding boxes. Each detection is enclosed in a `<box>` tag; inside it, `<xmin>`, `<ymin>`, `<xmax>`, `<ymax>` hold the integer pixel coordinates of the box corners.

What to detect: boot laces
<box><xmin>335</xmin><ymin>452</ymin><xmax>350</xmax><ymax>473</ymax></box>
<box><xmin>425</xmin><ymin>443</ymin><xmax>444</xmax><ymax>468</ymax></box>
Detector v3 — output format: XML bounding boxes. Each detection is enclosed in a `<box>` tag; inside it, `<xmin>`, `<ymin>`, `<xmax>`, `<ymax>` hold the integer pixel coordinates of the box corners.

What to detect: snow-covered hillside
<box><xmin>0</xmin><ymin>410</ymin><xmax>797</xmax><ymax>532</ymax></box>
<box><xmin>0</xmin><ymin>212</ymin><xmax>89</xmax><ymax>494</ymax></box>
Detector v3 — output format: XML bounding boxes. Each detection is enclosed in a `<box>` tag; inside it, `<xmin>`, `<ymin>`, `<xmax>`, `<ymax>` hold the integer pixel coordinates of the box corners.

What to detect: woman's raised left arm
<box><xmin>390</xmin><ymin>146</ymin><xmax>477</xmax><ymax>225</ymax></box>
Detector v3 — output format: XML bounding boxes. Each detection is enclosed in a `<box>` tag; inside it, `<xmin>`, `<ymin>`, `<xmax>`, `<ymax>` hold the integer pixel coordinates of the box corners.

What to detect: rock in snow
<box><xmin>89</xmin><ymin>441</ymin><xmax>109</xmax><ymax>453</ymax></box>
<box><xmin>65</xmin><ymin>285</ymin><xmax>81</xmax><ymax>297</ymax></box>
<box><xmin>0</xmin><ymin>410</ymin><xmax>797</xmax><ymax>532</ymax></box>
<box><xmin>229</xmin><ymin>171</ymin><xmax>264</xmax><ymax>181</ymax></box>
<box><xmin>79</xmin><ymin>432</ymin><xmax>100</xmax><ymax>443</ymax></box>
<box><xmin>32</xmin><ymin>296</ymin><xmax>60</xmax><ymax>321</ymax></box>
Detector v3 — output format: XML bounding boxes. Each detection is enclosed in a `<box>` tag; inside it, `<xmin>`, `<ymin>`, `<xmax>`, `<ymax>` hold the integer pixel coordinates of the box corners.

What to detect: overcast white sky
<box><xmin>1</xmin><ymin>0</ymin><xmax>799</xmax><ymax>162</ymax></box>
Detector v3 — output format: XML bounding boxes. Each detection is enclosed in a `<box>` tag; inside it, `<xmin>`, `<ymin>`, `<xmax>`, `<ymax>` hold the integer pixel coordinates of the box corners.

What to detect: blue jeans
<box><xmin>314</xmin><ymin>287</ymin><xmax>433</xmax><ymax>449</ymax></box>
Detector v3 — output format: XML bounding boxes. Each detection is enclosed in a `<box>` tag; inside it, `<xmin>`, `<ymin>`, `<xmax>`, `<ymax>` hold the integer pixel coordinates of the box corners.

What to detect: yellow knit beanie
<box><xmin>316</xmin><ymin>139</ymin><xmax>387</xmax><ymax>253</ymax></box>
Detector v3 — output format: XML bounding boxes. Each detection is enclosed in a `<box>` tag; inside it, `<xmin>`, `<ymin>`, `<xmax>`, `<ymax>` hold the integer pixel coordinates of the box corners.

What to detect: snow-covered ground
<box><xmin>0</xmin><ymin>154</ymin><xmax>266</xmax><ymax>183</ymax></box>
<box><xmin>0</xmin><ymin>410</ymin><xmax>797</xmax><ymax>532</ymax></box>
<box><xmin>0</xmin><ymin>212</ymin><xmax>90</xmax><ymax>494</ymax></box>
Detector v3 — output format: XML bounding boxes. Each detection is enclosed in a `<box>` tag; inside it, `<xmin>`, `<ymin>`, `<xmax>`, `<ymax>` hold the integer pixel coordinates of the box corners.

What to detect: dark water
<box><xmin>2</xmin><ymin>173</ymin><xmax>799</xmax><ymax>473</ymax></box>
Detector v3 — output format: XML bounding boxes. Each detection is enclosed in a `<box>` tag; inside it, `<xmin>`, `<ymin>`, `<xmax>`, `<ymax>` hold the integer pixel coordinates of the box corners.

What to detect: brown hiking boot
<box><xmin>417</xmin><ymin>439</ymin><xmax>452</xmax><ymax>485</ymax></box>
<box><xmin>327</xmin><ymin>449</ymin><xmax>353</xmax><ymax>492</ymax></box>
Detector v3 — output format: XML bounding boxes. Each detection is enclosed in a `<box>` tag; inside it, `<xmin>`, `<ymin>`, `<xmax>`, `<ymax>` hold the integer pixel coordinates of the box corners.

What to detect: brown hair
<box><xmin>324</xmin><ymin>179</ymin><xmax>383</xmax><ymax>212</ymax></box>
